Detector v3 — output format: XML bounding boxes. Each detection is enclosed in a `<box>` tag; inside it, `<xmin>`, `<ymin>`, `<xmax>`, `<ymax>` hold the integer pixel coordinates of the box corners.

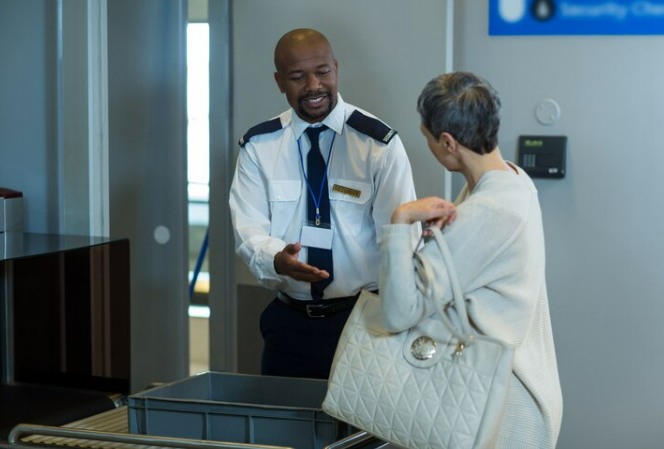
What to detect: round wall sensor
<box><xmin>154</xmin><ymin>225</ymin><xmax>171</xmax><ymax>245</ymax></box>
<box><xmin>535</xmin><ymin>98</ymin><xmax>561</xmax><ymax>125</ymax></box>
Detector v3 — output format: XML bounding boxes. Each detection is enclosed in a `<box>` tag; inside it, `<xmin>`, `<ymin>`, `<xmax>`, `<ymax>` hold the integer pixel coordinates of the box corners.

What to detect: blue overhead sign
<box><xmin>490</xmin><ymin>0</ymin><xmax>664</xmax><ymax>35</ymax></box>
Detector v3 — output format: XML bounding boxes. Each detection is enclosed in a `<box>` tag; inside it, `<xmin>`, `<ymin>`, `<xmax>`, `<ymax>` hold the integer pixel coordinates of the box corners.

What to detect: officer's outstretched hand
<box><xmin>274</xmin><ymin>242</ymin><xmax>330</xmax><ymax>283</ymax></box>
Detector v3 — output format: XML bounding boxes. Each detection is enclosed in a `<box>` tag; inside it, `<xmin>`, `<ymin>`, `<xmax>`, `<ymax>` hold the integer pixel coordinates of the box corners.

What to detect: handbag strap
<box><xmin>424</xmin><ymin>226</ymin><xmax>475</xmax><ymax>343</ymax></box>
<box><xmin>414</xmin><ymin>251</ymin><xmax>469</xmax><ymax>344</ymax></box>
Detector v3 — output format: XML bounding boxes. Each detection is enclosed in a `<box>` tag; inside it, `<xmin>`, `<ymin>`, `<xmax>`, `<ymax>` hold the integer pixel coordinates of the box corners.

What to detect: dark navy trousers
<box><xmin>259</xmin><ymin>297</ymin><xmax>353</xmax><ymax>379</ymax></box>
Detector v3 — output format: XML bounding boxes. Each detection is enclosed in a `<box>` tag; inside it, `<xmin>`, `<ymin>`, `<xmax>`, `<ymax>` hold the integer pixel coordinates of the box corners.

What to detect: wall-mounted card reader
<box><xmin>517</xmin><ymin>135</ymin><xmax>566</xmax><ymax>179</ymax></box>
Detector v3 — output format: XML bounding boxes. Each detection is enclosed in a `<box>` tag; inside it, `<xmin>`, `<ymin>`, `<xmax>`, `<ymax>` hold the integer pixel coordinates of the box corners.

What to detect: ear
<box><xmin>440</xmin><ymin>132</ymin><xmax>458</xmax><ymax>153</ymax></box>
<box><xmin>274</xmin><ymin>71</ymin><xmax>286</xmax><ymax>93</ymax></box>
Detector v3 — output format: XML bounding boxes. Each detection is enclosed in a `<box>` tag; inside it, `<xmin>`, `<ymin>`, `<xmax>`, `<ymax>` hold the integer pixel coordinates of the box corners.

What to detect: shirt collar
<box><xmin>290</xmin><ymin>93</ymin><xmax>346</xmax><ymax>141</ymax></box>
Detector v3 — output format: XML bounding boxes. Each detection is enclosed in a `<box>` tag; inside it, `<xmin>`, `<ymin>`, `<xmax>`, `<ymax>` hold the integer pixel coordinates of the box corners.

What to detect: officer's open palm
<box><xmin>274</xmin><ymin>242</ymin><xmax>330</xmax><ymax>283</ymax></box>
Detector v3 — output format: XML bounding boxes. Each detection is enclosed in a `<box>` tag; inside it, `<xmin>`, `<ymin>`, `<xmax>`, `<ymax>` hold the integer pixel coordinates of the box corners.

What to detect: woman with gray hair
<box><xmin>380</xmin><ymin>72</ymin><xmax>563</xmax><ymax>449</ymax></box>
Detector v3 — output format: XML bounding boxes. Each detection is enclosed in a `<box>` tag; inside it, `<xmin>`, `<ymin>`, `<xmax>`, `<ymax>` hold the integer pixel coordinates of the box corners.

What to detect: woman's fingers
<box><xmin>392</xmin><ymin>197</ymin><xmax>456</xmax><ymax>225</ymax></box>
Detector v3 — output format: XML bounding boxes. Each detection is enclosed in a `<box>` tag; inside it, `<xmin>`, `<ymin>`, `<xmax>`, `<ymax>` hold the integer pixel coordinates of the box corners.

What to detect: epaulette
<box><xmin>239</xmin><ymin>118</ymin><xmax>282</xmax><ymax>147</ymax></box>
<box><xmin>346</xmin><ymin>110</ymin><xmax>397</xmax><ymax>144</ymax></box>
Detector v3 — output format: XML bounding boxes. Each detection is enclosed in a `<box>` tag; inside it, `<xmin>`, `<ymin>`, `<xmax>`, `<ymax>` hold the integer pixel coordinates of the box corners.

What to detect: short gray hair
<box><xmin>417</xmin><ymin>72</ymin><xmax>501</xmax><ymax>155</ymax></box>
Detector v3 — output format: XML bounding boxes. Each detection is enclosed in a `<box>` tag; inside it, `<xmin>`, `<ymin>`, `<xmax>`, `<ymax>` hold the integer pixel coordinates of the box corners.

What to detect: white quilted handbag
<box><xmin>323</xmin><ymin>227</ymin><xmax>515</xmax><ymax>449</ymax></box>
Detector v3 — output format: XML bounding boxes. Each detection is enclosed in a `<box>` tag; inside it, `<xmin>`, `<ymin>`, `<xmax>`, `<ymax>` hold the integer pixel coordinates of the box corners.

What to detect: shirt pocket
<box><xmin>329</xmin><ymin>179</ymin><xmax>372</xmax><ymax>236</ymax></box>
<box><xmin>268</xmin><ymin>180</ymin><xmax>301</xmax><ymax>239</ymax></box>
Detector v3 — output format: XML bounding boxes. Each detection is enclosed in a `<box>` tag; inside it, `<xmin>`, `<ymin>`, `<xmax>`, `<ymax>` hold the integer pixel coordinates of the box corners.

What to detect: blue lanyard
<box><xmin>297</xmin><ymin>130</ymin><xmax>336</xmax><ymax>226</ymax></box>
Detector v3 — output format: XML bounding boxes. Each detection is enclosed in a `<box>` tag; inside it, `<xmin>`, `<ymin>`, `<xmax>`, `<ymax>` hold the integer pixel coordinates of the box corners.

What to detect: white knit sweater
<box><xmin>380</xmin><ymin>167</ymin><xmax>563</xmax><ymax>449</ymax></box>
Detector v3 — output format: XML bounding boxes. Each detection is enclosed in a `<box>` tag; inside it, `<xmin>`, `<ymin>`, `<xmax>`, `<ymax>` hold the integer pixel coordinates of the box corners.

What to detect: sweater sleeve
<box><xmin>380</xmin><ymin>193</ymin><xmax>529</xmax><ymax>335</ymax></box>
<box><xmin>379</xmin><ymin>224</ymin><xmax>426</xmax><ymax>332</ymax></box>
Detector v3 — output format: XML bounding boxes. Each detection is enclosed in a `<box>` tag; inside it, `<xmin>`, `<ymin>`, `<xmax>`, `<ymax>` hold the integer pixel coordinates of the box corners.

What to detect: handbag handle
<box><xmin>416</xmin><ymin>226</ymin><xmax>475</xmax><ymax>344</ymax></box>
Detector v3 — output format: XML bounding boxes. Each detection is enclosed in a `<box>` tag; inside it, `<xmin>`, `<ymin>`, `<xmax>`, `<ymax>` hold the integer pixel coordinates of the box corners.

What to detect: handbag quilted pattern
<box><xmin>325</xmin><ymin>316</ymin><xmax>496</xmax><ymax>448</ymax></box>
<box><xmin>323</xmin><ymin>228</ymin><xmax>514</xmax><ymax>449</ymax></box>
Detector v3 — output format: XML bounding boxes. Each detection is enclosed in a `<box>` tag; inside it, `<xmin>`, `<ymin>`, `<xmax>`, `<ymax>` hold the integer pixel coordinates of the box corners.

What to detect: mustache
<box><xmin>299</xmin><ymin>91</ymin><xmax>330</xmax><ymax>102</ymax></box>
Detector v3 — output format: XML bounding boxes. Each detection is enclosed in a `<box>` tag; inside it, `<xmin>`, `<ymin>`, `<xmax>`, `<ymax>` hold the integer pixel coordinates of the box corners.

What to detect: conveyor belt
<box><xmin>9</xmin><ymin>407</ymin><xmax>388</xmax><ymax>449</ymax></box>
<box><xmin>18</xmin><ymin>407</ymin><xmax>137</xmax><ymax>448</ymax></box>
<box><xmin>0</xmin><ymin>384</ymin><xmax>119</xmax><ymax>440</ymax></box>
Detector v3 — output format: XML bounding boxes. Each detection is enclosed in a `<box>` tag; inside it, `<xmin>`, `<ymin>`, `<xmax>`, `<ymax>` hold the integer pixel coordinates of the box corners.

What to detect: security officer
<box><xmin>229</xmin><ymin>28</ymin><xmax>418</xmax><ymax>379</ymax></box>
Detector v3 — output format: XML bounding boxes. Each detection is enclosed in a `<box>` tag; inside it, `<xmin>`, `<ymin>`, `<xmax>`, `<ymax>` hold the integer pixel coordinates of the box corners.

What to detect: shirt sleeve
<box><xmin>229</xmin><ymin>144</ymin><xmax>287</xmax><ymax>290</ymax></box>
<box><xmin>371</xmin><ymin>135</ymin><xmax>421</xmax><ymax>245</ymax></box>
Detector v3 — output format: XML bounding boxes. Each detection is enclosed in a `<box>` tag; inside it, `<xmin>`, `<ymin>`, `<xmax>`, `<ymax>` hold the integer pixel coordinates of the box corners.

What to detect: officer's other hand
<box><xmin>274</xmin><ymin>242</ymin><xmax>330</xmax><ymax>283</ymax></box>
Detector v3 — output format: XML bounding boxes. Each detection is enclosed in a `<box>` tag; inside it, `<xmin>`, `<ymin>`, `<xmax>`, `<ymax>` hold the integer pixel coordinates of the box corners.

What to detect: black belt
<box><xmin>278</xmin><ymin>292</ymin><xmax>364</xmax><ymax>318</ymax></box>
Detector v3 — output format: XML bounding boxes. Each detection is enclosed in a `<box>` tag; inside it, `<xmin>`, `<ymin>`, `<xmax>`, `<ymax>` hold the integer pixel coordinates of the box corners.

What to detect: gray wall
<box><xmin>0</xmin><ymin>0</ymin><xmax>94</xmax><ymax>236</ymax></box>
<box><xmin>231</xmin><ymin>0</ymin><xmax>450</xmax><ymax>202</ymax></box>
<box><xmin>107</xmin><ymin>0</ymin><xmax>189</xmax><ymax>392</ymax></box>
<box><xmin>61</xmin><ymin>1</ymin><xmax>91</xmax><ymax>235</ymax></box>
<box><xmin>0</xmin><ymin>0</ymin><xmax>60</xmax><ymax>233</ymax></box>
<box><xmin>208</xmin><ymin>0</ymin><xmax>236</xmax><ymax>373</ymax></box>
<box><xmin>220</xmin><ymin>0</ymin><xmax>451</xmax><ymax>373</ymax></box>
<box><xmin>0</xmin><ymin>0</ymin><xmax>190</xmax><ymax>393</ymax></box>
<box><xmin>456</xmin><ymin>3</ymin><xmax>664</xmax><ymax>448</ymax></box>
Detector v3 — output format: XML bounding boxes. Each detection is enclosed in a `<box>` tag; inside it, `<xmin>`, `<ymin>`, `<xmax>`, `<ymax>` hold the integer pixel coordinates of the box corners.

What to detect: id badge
<box><xmin>301</xmin><ymin>223</ymin><xmax>334</xmax><ymax>250</ymax></box>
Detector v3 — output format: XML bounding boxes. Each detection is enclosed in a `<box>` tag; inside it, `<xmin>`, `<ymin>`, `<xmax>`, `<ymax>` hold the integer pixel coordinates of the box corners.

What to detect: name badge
<box><xmin>301</xmin><ymin>225</ymin><xmax>334</xmax><ymax>250</ymax></box>
<box><xmin>332</xmin><ymin>184</ymin><xmax>361</xmax><ymax>199</ymax></box>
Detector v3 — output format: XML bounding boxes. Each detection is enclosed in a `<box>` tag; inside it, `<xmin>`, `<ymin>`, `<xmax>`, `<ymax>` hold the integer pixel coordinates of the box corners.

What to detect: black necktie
<box><xmin>305</xmin><ymin>126</ymin><xmax>334</xmax><ymax>301</ymax></box>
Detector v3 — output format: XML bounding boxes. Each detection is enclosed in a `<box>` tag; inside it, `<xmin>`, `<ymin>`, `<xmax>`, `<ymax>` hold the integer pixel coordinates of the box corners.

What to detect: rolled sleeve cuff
<box><xmin>381</xmin><ymin>223</ymin><xmax>419</xmax><ymax>249</ymax></box>
<box><xmin>253</xmin><ymin>241</ymin><xmax>287</xmax><ymax>287</ymax></box>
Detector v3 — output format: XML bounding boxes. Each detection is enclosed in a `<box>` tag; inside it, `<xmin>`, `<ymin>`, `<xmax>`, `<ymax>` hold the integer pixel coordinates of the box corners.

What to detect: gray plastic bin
<box><xmin>128</xmin><ymin>372</ymin><xmax>352</xmax><ymax>449</ymax></box>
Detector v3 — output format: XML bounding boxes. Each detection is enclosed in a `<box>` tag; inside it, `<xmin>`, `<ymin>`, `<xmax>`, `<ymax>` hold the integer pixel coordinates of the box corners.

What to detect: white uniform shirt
<box><xmin>229</xmin><ymin>94</ymin><xmax>418</xmax><ymax>301</ymax></box>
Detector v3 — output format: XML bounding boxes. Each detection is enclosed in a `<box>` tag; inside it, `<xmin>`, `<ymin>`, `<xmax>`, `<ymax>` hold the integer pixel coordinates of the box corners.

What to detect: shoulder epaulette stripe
<box><xmin>239</xmin><ymin>118</ymin><xmax>283</xmax><ymax>147</ymax></box>
<box><xmin>346</xmin><ymin>110</ymin><xmax>397</xmax><ymax>144</ymax></box>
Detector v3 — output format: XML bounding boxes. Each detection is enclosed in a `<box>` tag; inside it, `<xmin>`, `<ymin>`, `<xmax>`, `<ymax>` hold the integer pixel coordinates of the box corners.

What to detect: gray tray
<box><xmin>128</xmin><ymin>372</ymin><xmax>353</xmax><ymax>449</ymax></box>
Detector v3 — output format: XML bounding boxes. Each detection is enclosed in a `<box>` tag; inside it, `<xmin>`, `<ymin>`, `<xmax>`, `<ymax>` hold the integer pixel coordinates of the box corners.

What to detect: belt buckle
<box><xmin>306</xmin><ymin>304</ymin><xmax>327</xmax><ymax>318</ymax></box>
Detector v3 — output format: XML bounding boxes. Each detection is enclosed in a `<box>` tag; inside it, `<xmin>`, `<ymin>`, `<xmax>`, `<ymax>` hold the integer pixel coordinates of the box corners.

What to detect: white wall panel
<box><xmin>108</xmin><ymin>0</ymin><xmax>189</xmax><ymax>392</ymax></box>
<box><xmin>455</xmin><ymin>4</ymin><xmax>664</xmax><ymax>448</ymax></box>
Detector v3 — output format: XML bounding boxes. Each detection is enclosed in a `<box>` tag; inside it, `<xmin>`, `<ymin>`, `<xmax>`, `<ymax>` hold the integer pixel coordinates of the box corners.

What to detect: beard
<box><xmin>297</xmin><ymin>92</ymin><xmax>335</xmax><ymax>122</ymax></box>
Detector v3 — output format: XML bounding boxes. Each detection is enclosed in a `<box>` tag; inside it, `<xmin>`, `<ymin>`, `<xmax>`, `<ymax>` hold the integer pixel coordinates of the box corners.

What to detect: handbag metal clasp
<box><xmin>411</xmin><ymin>336</ymin><xmax>437</xmax><ymax>360</ymax></box>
